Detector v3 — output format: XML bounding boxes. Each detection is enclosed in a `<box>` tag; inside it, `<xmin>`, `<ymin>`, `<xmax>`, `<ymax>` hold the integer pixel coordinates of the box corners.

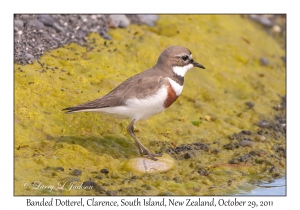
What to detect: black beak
<box><xmin>192</xmin><ymin>60</ymin><xmax>205</xmax><ymax>69</ymax></box>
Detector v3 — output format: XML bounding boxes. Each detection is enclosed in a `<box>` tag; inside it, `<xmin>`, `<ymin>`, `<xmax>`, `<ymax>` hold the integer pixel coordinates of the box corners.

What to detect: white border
<box><xmin>3</xmin><ymin>0</ymin><xmax>298</xmax><ymax>208</ymax></box>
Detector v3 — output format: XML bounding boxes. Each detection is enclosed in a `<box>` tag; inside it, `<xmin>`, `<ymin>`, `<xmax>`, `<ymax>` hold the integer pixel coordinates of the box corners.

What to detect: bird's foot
<box><xmin>140</xmin><ymin>150</ymin><xmax>162</xmax><ymax>161</ymax></box>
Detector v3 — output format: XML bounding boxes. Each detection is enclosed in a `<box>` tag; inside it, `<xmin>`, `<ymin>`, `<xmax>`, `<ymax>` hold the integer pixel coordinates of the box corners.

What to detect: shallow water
<box><xmin>236</xmin><ymin>177</ymin><xmax>286</xmax><ymax>196</ymax></box>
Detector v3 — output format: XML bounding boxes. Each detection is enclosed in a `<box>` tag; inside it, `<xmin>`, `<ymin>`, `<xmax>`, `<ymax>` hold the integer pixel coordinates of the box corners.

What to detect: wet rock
<box><xmin>260</xmin><ymin>57</ymin><xmax>269</xmax><ymax>66</ymax></box>
<box><xmin>271</xmin><ymin>25</ymin><xmax>281</xmax><ymax>33</ymax></box>
<box><xmin>173</xmin><ymin>176</ymin><xmax>182</xmax><ymax>183</ymax></box>
<box><xmin>53</xmin><ymin>22</ymin><xmax>64</xmax><ymax>32</ymax></box>
<box><xmin>94</xmin><ymin>175</ymin><xmax>103</xmax><ymax>179</ymax></box>
<box><xmin>158</xmin><ymin>191</ymin><xmax>175</xmax><ymax>196</ymax></box>
<box><xmin>249</xmin><ymin>149</ymin><xmax>268</xmax><ymax>157</ymax></box>
<box><xmin>25</xmin><ymin>53</ymin><xmax>34</xmax><ymax>59</ymax></box>
<box><xmin>269</xmin><ymin>166</ymin><xmax>277</xmax><ymax>173</ymax></box>
<box><xmin>100</xmin><ymin>31</ymin><xmax>112</xmax><ymax>40</ymax></box>
<box><xmin>211</xmin><ymin>148</ymin><xmax>219</xmax><ymax>154</ymax></box>
<box><xmin>106</xmin><ymin>190</ymin><xmax>117</xmax><ymax>196</ymax></box>
<box><xmin>257</xmin><ymin>120</ymin><xmax>270</xmax><ymax>128</ymax></box>
<box><xmin>100</xmin><ymin>168</ymin><xmax>109</xmax><ymax>174</ymax></box>
<box><xmin>167</xmin><ymin>142</ymin><xmax>210</xmax><ymax>155</ymax></box>
<box><xmin>37</xmin><ymin>15</ymin><xmax>55</xmax><ymax>26</ymax></box>
<box><xmin>240</xmin><ymin>139</ymin><xmax>255</xmax><ymax>147</ymax></box>
<box><xmin>70</xmin><ymin>169</ymin><xmax>82</xmax><ymax>176</ymax></box>
<box><xmin>249</xmin><ymin>14</ymin><xmax>273</xmax><ymax>27</ymax></box>
<box><xmin>245</xmin><ymin>101</ymin><xmax>255</xmax><ymax>108</ymax></box>
<box><xmin>230</xmin><ymin>153</ymin><xmax>253</xmax><ymax>163</ymax></box>
<box><xmin>229</xmin><ymin>158</ymin><xmax>239</xmax><ymax>164</ymax></box>
<box><xmin>95</xmin><ymin>185</ymin><xmax>106</xmax><ymax>193</ymax></box>
<box><xmin>60</xmin><ymin>176</ymin><xmax>80</xmax><ymax>183</ymax></box>
<box><xmin>27</xmin><ymin>19</ymin><xmax>44</xmax><ymax>30</ymax></box>
<box><xmin>241</xmin><ymin>130</ymin><xmax>252</xmax><ymax>135</ymax></box>
<box><xmin>137</xmin><ymin>15</ymin><xmax>158</xmax><ymax>26</ymax></box>
<box><xmin>239</xmin><ymin>154</ymin><xmax>252</xmax><ymax>162</ymax></box>
<box><xmin>275</xmin><ymin>145</ymin><xmax>286</xmax><ymax>153</ymax></box>
<box><xmin>141</xmin><ymin>184</ymin><xmax>153</xmax><ymax>190</ymax></box>
<box><xmin>198</xmin><ymin>169</ymin><xmax>210</xmax><ymax>176</ymax></box>
<box><xmin>82</xmin><ymin>180</ymin><xmax>97</xmax><ymax>189</ymax></box>
<box><xmin>183</xmin><ymin>152</ymin><xmax>193</xmax><ymax>159</ymax></box>
<box><xmin>109</xmin><ymin>15</ymin><xmax>130</xmax><ymax>28</ymax></box>
<box><xmin>223</xmin><ymin>142</ymin><xmax>239</xmax><ymax>150</ymax></box>
<box><xmin>75</xmin><ymin>29</ymin><xmax>85</xmax><ymax>39</ymax></box>
<box><xmin>123</xmin><ymin>154</ymin><xmax>175</xmax><ymax>173</ymax></box>
<box><xmin>254</xmin><ymin>135</ymin><xmax>266</xmax><ymax>141</ymax></box>
<box><xmin>55</xmin><ymin>167</ymin><xmax>64</xmax><ymax>171</ymax></box>
<box><xmin>14</xmin><ymin>19</ymin><xmax>24</xmax><ymax>29</ymax></box>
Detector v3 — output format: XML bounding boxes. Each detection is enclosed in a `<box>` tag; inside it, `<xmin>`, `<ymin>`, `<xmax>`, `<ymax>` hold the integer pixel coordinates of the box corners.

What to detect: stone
<box><xmin>70</xmin><ymin>169</ymin><xmax>82</xmax><ymax>176</ymax></box>
<box><xmin>240</xmin><ymin>139</ymin><xmax>255</xmax><ymax>147</ymax></box>
<box><xmin>37</xmin><ymin>15</ymin><xmax>55</xmax><ymax>26</ymax></box>
<box><xmin>27</xmin><ymin>19</ymin><xmax>44</xmax><ymax>30</ymax></box>
<box><xmin>260</xmin><ymin>57</ymin><xmax>269</xmax><ymax>66</ymax></box>
<box><xmin>123</xmin><ymin>154</ymin><xmax>175</xmax><ymax>173</ymax></box>
<box><xmin>100</xmin><ymin>168</ymin><xmax>109</xmax><ymax>174</ymax></box>
<box><xmin>14</xmin><ymin>19</ymin><xmax>24</xmax><ymax>29</ymax></box>
<box><xmin>109</xmin><ymin>15</ymin><xmax>130</xmax><ymax>28</ymax></box>
<box><xmin>137</xmin><ymin>15</ymin><xmax>158</xmax><ymax>26</ymax></box>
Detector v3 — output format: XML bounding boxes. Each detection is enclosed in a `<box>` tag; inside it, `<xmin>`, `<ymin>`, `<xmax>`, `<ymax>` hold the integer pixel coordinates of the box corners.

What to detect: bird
<box><xmin>62</xmin><ymin>46</ymin><xmax>205</xmax><ymax>161</ymax></box>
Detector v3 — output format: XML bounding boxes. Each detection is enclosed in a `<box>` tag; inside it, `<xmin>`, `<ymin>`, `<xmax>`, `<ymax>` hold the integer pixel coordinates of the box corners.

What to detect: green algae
<box><xmin>14</xmin><ymin>15</ymin><xmax>285</xmax><ymax>195</ymax></box>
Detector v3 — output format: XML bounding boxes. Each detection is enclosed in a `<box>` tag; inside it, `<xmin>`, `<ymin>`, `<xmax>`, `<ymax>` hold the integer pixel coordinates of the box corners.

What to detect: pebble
<box><xmin>198</xmin><ymin>169</ymin><xmax>210</xmax><ymax>176</ymax></box>
<box><xmin>240</xmin><ymin>139</ymin><xmax>255</xmax><ymax>147</ymax></box>
<box><xmin>254</xmin><ymin>135</ymin><xmax>266</xmax><ymax>141</ymax></box>
<box><xmin>75</xmin><ymin>30</ymin><xmax>85</xmax><ymax>39</ymax></box>
<box><xmin>158</xmin><ymin>191</ymin><xmax>175</xmax><ymax>196</ymax></box>
<box><xmin>14</xmin><ymin>19</ymin><xmax>24</xmax><ymax>29</ymax></box>
<box><xmin>269</xmin><ymin>166</ymin><xmax>277</xmax><ymax>173</ymax></box>
<box><xmin>100</xmin><ymin>31</ymin><xmax>112</xmax><ymax>40</ymax></box>
<box><xmin>245</xmin><ymin>101</ymin><xmax>255</xmax><ymax>108</ymax></box>
<box><xmin>241</xmin><ymin>130</ymin><xmax>252</xmax><ymax>135</ymax></box>
<box><xmin>271</xmin><ymin>25</ymin><xmax>281</xmax><ymax>33</ymax></box>
<box><xmin>123</xmin><ymin>154</ymin><xmax>175</xmax><ymax>173</ymax></box>
<box><xmin>95</xmin><ymin>185</ymin><xmax>106</xmax><ymax>193</ymax></box>
<box><xmin>25</xmin><ymin>53</ymin><xmax>34</xmax><ymax>59</ymax></box>
<box><xmin>249</xmin><ymin>14</ymin><xmax>273</xmax><ymax>27</ymax></box>
<box><xmin>53</xmin><ymin>22</ymin><xmax>64</xmax><ymax>32</ymax></box>
<box><xmin>27</xmin><ymin>19</ymin><xmax>45</xmax><ymax>30</ymax></box>
<box><xmin>183</xmin><ymin>152</ymin><xmax>193</xmax><ymax>159</ymax></box>
<box><xmin>37</xmin><ymin>15</ymin><xmax>55</xmax><ymax>26</ymax></box>
<box><xmin>100</xmin><ymin>168</ymin><xmax>109</xmax><ymax>174</ymax></box>
<box><xmin>260</xmin><ymin>57</ymin><xmax>269</xmax><ymax>66</ymax></box>
<box><xmin>106</xmin><ymin>190</ymin><xmax>117</xmax><ymax>196</ymax></box>
<box><xmin>82</xmin><ymin>180</ymin><xmax>97</xmax><ymax>188</ymax></box>
<box><xmin>258</xmin><ymin>120</ymin><xmax>270</xmax><ymax>128</ymax></box>
<box><xmin>55</xmin><ymin>167</ymin><xmax>64</xmax><ymax>171</ymax></box>
<box><xmin>223</xmin><ymin>143</ymin><xmax>239</xmax><ymax>150</ymax></box>
<box><xmin>109</xmin><ymin>15</ymin><xmax>130</xmax><ymax>28</ymax></box>
<box><xmin>137</xmin><ymin>15</ymin><xmax>158</xmax><ymax>26</ymax></box>
<box><xmin>70</xmin><ymin>169</ymin><xmax>82</xmax><ymax>176</ymax></box>
<box><xmin>60</xmin><ymin>176</ymin><xmax>80</xmax><ymax>183</ymax></box>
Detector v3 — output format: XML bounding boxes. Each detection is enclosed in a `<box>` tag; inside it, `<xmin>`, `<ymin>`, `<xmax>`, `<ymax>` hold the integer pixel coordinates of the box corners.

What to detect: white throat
<box><xmin>172</xmin><ymin>63</ymin><xmax>194</xmax><ymax>77</ymax></box>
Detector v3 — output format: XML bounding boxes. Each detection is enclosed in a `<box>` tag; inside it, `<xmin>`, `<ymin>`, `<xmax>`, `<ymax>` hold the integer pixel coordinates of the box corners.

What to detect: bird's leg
<box><xmin>127</xmin><ymin>119</ymin><xmax>162</xmax><ymax>161</ymax></box>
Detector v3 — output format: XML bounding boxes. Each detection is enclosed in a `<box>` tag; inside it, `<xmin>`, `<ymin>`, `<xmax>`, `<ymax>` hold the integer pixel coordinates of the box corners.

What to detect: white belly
<box><xmin>89</xmin><ymin>85</ymin><xmax>168</xmax><ymax>121</ymax></box>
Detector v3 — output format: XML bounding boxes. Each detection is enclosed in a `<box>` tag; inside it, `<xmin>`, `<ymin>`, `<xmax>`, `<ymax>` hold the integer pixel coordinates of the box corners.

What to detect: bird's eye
<box><xmin>181</xmin><ymin>55</ymin><xmax>188</xmax><ymax>61</ymax></box>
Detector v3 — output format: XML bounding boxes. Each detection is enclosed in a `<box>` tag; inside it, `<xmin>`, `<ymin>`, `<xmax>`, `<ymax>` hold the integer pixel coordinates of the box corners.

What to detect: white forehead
<box><xmin>176</xmin><ymin>53</ymin><xmax>193</xmax><ymax>59</ymax></box>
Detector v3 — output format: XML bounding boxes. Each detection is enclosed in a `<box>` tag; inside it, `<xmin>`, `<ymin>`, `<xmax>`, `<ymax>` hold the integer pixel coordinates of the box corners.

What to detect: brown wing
<box><xmin>63</xmin><ymin>71</ymin><xmax>166</xmax><ymax>113</ymax></box>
